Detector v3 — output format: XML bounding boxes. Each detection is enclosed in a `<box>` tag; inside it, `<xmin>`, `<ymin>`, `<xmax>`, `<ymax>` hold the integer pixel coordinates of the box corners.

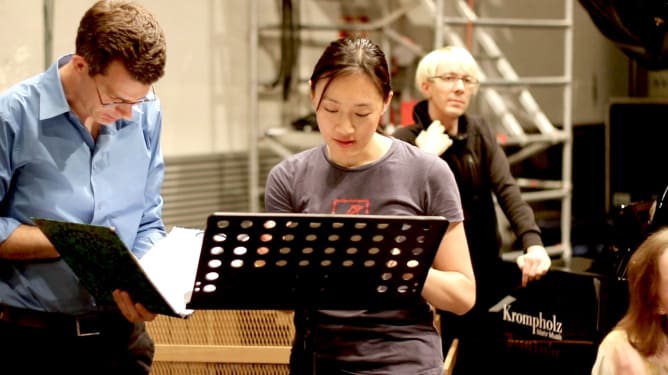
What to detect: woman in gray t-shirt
<box><xmin>264</xmin><ymin>37</ymin><xmax>475</xmax><ymax>375</ymax></box>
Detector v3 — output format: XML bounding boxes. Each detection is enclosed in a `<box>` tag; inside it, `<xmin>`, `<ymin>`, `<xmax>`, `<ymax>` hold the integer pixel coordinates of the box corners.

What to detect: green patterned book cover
<box><xmin>34</xmin><ymin>218</ymin><xmax>199</xmax><ymax>318</ymax></box>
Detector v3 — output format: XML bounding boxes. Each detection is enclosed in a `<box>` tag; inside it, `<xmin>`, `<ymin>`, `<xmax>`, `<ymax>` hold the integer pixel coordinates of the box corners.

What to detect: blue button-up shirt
<box><xmin>0</xmin><ymin>54</ymin><xmax>166</xmax><ymax>314</ymax></box>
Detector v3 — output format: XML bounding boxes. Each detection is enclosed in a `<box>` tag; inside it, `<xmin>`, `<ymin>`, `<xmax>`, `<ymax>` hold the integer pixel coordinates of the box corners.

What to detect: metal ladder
<box><xmin>422</xmin><ymin>0</ymin><xmax>574</xmax><ymax>263</ymax></box>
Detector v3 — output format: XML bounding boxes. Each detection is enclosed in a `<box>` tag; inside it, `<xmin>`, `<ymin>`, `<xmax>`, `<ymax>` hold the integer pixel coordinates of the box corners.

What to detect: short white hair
<box><xmin>415</xmin><ymin>46</ymin><xmax>482</xmax><ymax>96</ymax></box>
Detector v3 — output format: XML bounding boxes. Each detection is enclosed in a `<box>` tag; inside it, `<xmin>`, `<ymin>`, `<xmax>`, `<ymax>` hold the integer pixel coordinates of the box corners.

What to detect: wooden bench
<box><xmin>147</xmin><ymin>310</ymin><xmax>293</xmax><ymax>374</ymax></box>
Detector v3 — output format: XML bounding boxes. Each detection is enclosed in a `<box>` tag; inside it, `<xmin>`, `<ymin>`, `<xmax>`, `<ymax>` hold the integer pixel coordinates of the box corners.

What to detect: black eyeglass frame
<box><xmin>94</xmin><ymin>77</ymin><xmax>157</xmax><ymax>107</ymax></box>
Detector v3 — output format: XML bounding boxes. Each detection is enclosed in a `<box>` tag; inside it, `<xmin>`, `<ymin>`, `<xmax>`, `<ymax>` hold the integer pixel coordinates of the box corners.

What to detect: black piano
<box><xmin>489</xmin><ymin>185</ymin><xmax>668</xmax><ymax>374</ymax></box>
<box><xmin>488</xmin><ymin>260</ymin><xmax>606</xmax><ymax>375</ymax></box>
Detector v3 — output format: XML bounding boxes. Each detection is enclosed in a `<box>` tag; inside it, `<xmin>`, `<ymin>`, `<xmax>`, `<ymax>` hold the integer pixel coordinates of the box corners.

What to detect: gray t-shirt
<box><xmin>265</xmin><ymin>138</ymin><xmax>463</xmax><ymax>374</ymax></box>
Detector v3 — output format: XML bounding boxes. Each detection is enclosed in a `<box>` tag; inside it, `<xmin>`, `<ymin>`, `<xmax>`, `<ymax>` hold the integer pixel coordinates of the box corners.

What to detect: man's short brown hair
<box><xmin>75</xmin><ymin>0</ymin><xmax>166</xmax><ymax>84</ymax></box>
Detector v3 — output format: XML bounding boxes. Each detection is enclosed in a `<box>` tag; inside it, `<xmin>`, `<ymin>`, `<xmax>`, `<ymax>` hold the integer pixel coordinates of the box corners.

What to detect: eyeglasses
<box><xmin>94</xmin><ymin>78</ymin><xmax>157</xmax><ymax>107</ymax></box>
<box><xmin>429</xmin><ymin>74</ymin><xmax>479</xmax><ymax>88</ymax></box>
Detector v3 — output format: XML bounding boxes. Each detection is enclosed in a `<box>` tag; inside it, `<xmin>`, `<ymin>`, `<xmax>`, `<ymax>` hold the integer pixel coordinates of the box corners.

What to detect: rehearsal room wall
<box><xmin>0</xmin><ymin>0</ymin><xmax>628</xmax><ymax>159</ymax></box>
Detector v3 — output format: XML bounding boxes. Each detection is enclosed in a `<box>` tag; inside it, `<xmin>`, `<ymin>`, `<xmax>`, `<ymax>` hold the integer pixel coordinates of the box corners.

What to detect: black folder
<box><xmin>34</xmin><ymin>218</ymin><xmax>198</xmax><ymax>318</ymax></box>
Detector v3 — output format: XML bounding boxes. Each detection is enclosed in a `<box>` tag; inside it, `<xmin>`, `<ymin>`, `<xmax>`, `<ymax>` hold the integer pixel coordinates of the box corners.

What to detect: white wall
<box><xmin>572</xmin><ymin>2</ymin><xmax>629</xmax><ymax>124</ymax></box>
<box><xmin>0</xmin><ymin>1</ymin><xmax>43</xmax><ymax>91</ymax></box>
<box><xmin>0</xmin><ymin>0</ymin><xmax>250</xmax><ymax>157</ymax></box>
<box><xmin>0</xmin><ymin>0</ymin><xmax>630</xmax><ymax>158</ymax></box>
<box><xmin>48</xmin><ymin>0</ymin><xmax>248</xmax><ymax>156</ymax></box>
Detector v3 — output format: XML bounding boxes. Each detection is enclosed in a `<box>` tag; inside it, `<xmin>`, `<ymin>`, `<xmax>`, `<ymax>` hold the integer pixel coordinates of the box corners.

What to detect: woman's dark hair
<box><xmin>310</xmin><ymin>37</ymin><xmax>392</xmax><ymax>109</ymax></box>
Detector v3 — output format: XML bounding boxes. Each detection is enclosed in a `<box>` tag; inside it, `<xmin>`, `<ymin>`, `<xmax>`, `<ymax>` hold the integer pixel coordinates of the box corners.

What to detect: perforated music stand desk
<box><xmin>186</xmin><ymin>212</ymin><xmax>449</xmax><ymax>310</ymax></box>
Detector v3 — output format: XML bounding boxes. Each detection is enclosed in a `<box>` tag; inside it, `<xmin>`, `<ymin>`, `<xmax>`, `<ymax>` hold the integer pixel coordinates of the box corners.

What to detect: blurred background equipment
<box><xmin>578</xmin><ymin>0</ymin><xmax>668</xmax><ymax>70</ymax></box>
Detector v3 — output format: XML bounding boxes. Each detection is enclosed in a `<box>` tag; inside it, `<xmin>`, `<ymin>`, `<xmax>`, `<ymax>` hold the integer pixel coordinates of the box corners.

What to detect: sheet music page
<box><xmin>139</xmin><ymin>227</ymin><xmax>203</xmax><ymax>316</ymax></box>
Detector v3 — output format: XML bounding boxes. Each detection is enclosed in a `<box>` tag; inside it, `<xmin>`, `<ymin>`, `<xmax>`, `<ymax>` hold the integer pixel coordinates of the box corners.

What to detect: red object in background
<box><xmin>339</xmin><ymin>14</ymin><xmax>356</xmax><ymax>38</ymax></box>
<box><xmin>400</xmin><ymin>100</ymin><xmax>418</xmax><ymax>127</ymax></box>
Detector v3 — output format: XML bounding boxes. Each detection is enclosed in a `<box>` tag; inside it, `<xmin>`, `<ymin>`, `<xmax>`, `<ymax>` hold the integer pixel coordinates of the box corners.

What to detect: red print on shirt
<box><xmin>332</xmin><ymin>199</ymin><xmax>370</xmax><ymax>215</ymax></box>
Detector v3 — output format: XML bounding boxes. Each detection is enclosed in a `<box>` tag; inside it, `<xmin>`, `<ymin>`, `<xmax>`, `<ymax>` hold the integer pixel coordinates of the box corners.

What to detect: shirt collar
<box><xmin>39</xmin><ymin>54</ymin><xmax>74</xmax><ymax>121</ymax></box>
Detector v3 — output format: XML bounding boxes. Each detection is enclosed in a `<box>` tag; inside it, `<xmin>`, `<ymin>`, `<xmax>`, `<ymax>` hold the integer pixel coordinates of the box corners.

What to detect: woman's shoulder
<box><xmin>388</xmin><ymin>138</ymin><xmax>454</xmax><ymax>177</ymax></box>
<box><xmin>269</xmin><ymin>145</ymin><xmax>323</xmax><ymax>175</ymax></box>
<box><xmin>600</xmin><ymin>328</ymin><xmax>629</xmax><ymax>347</ymax></box>
<box><xmin>391</xmin><ymin>137</ymin><xmax>441</xmax><ymax>161</ymax></box>
<box><xmin>464</xmin><ymin>115</ymin><xmax>494</xmax><ymax>137</ymax></box>
<box><xmin>281</xmin><ymin>145</ymin><xmax>323</xmax><ymax>164</ymax></box>
<box><xmin>391</xmin><ymin>124</ymin><xmax>421</xmax><ymax>141</ymax></box>
<box><xmin>593</xmin><ymin>328</ymin><xmax>646</xmax><ymax>375</ymax></box>
<box><xmin>597</xmin><ymin>328</ymin><xmax>668</xmax><ymax>375</ymax></box>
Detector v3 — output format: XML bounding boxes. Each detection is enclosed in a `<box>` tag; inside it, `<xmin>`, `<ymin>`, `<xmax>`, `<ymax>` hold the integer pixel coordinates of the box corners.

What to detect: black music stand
<box><xmin>187</xmin><ymin>212</ymin><xmax>448</xmax><ymax>374</ymax></box>
<box><xmin>186</xmin><ymin>212</ymin><xmax>448</xmax><ymax>311</ymax></box>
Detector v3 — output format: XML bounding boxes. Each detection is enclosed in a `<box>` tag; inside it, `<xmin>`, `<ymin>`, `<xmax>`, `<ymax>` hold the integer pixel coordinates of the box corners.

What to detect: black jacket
<box><xmin>393</xmin><ymin>100</ymin><xmax>542</xmax><ymax>301</ymax></box>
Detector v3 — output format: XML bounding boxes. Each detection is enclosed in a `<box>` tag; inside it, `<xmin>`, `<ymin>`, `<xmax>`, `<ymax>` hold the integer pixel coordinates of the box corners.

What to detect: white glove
<box><xmin>516</xmin><ymin>245</ymin><xmax>551</xmax><ymax>287</ymax></box>
<box><xmin>415</xmin><ymin>120</ymin><xmax>452</xmax><ymax>156</ymax></box>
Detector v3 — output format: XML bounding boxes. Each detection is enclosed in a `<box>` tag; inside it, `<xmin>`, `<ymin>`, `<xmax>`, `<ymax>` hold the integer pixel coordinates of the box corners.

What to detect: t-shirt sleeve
<box><xmin>264</xmin><ymin>161</ymin><xmax>295</xmax><ymax>213</ymax></box>
<box><xmin>423</xmin><ymin>155</ymin><xmax>464</xmax><ymax>222</ymax></box>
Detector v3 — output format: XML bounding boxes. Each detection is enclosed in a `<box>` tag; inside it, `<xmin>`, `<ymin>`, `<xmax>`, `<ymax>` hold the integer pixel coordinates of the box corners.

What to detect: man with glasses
<box><xmin>0</xmin><ymin>1</ymin><xmax>167</xmax><ymax>373</ymax></box>
<box><xmin>392</xmin><ymin>46</ymin><xmax>552</xmax><ymax>374</ymax></box>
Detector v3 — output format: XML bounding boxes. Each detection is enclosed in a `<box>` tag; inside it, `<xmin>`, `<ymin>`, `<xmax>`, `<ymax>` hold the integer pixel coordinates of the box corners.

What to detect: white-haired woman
<box><xmin>393</xmin><ymin>46</ymin><xmax>552</xmax><ymax>374</ymax></box>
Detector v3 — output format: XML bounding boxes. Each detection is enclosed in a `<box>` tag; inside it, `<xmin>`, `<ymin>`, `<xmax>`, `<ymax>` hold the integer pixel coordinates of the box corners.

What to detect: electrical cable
<box><xmin>266</xmin><ymin>0</ymin><xmax>300</xmax><ymax>101</ymax></box>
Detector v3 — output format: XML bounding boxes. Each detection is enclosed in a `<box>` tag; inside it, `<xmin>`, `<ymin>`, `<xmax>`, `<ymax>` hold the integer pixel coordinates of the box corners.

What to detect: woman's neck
<box><xmin>328</xmin><ymin>133</ymin><xmax>392</xmax><ymax>168</ymax></box>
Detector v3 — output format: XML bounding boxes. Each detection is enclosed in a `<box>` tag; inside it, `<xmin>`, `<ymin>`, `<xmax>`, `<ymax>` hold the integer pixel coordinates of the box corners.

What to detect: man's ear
<box><xmin>71</xmin><ymin>55</ymin><xmax>87</xmax><ymax>72</ymax></box>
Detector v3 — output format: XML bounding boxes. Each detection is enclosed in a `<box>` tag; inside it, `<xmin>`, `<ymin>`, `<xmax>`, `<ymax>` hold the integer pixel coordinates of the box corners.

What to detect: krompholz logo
<box><xmin>502</xmin><ymin>304</ymin><xmax>563</xmax><ymax>340</ymax></box>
